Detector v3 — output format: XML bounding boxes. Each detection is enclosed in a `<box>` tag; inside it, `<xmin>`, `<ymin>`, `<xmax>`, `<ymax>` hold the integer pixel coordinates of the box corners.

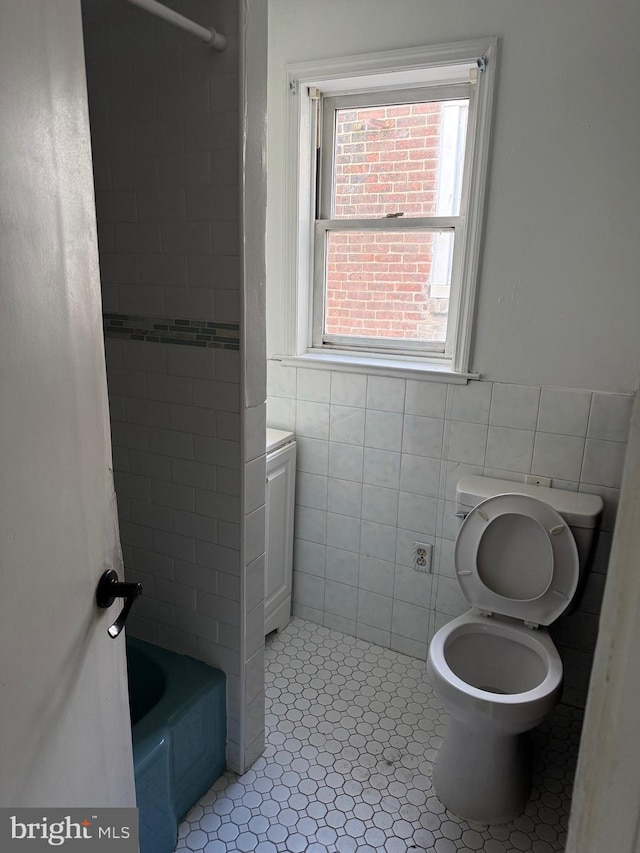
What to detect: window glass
<box><xmin>332</xmin><ymin>100</ymin><xmax>469</xmax><ymax>219</ymax></box>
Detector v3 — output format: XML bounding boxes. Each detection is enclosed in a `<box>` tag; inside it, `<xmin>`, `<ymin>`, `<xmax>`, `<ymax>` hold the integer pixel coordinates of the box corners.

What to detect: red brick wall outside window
<box><xmin>325</xmin><ymin>101</ymin><xmax>463</xmax><ymax>344</ymax></box>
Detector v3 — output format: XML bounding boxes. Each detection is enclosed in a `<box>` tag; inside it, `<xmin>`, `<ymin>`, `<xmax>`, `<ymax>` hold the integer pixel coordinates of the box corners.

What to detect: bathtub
<box><xmin>126</xmin><ymin>637</ymin><xmax>226</xmax><ymax>853</ymax></box>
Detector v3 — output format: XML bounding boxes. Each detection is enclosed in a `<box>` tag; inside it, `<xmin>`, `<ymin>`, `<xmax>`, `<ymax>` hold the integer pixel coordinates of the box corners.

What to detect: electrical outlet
<box><xmin>525</xmin><ymin>474</ymin><xmax>552</xmax><ymax>488</ymax></box>
<box><xmin>413</xmin><ymin>542</ymin><xmax>432</xmax><ymax>573</ymax></box>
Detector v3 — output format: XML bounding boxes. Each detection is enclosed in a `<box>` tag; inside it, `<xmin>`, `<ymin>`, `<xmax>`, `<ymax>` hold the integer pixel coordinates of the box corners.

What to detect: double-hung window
<box><xmin>284</xmin><ymin>39</ymin><xmax>497</xmax><ymax>379</ymax></box>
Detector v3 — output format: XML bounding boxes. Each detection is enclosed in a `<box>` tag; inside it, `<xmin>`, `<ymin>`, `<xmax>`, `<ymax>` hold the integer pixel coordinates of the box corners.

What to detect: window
<box><xmin>283</xmin><ymin>40</ymin><xmax>498</xmax><ymax>379</ymax></box>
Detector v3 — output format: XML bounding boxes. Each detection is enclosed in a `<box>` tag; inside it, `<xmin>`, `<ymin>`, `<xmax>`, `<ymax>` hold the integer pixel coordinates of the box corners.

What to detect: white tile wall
<box><xmin>268</xmin><ymin>365</ymin><xmax>634</xmax><ymax>704</ymax></box>
<box><xmin>82</xmin><ymin>0</ymin><xmax>262</xmax><ymax>772</ymax></box>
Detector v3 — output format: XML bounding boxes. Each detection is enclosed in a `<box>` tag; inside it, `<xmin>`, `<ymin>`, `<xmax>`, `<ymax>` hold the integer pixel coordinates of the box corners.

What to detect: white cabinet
<box><xmin>265</xmin><ymin>429</ymin><xmax>296</xmax><ymax>635</ymax></box>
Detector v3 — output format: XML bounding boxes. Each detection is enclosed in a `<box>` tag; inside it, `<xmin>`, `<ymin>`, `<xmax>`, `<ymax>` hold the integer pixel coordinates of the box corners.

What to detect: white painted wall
<box><xmin>267</xmin><ymin>0</ymin><xmax>640</xmax><ymax>393</ymax></box>
<box><xmin>567</xmin><ymin>394</ymin><xmax>640</xmax><ymax>851</ymax></box>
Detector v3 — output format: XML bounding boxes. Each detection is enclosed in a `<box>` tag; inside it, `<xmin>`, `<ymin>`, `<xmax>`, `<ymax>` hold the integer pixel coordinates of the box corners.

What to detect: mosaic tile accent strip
<box><xmin>176</xmin><ymin>618</ymin><xmax>582</xmax><ymax>853</ymax></box>
<box><xmin>103</xmin><ymin>313</ymin><xmax>240</xmax><ymax>350</ymax></box>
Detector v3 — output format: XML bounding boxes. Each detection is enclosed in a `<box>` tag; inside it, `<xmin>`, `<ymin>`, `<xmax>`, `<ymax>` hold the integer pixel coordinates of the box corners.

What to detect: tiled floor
<box><xmin>176</xmin><ymin>618</ymin><xmax>583</xmax><ymax>853</ymax></box>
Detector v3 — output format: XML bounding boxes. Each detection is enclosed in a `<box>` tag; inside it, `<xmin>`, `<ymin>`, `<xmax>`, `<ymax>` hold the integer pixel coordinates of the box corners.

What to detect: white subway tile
<box><xmin>158</xmin><ymin>152</ymin><xmax>211</xmax><ymax>187</ymax></box>
<box><xmin>213</xmin><ymin>288</ymin><xmax>240</xmax><ymax>323</ymax></box>
<box><xmin>171</xmin><ymin>458</ymin><xmax>217</xmax><ymax>491</ymax></box>
<box><xmin>129</xmin><ymin>450</ymin><xmax>172</xmax><ymax>481</ymax></box>
<box><xmin>188</xmin><ymin>254</ymin><xmax>240</xmax><ymax>289</ymax></box>
<box><xmin>197</xmin><ymin>541</ymin><xmax>240</xmax><ymax>575</ymax></box>
<box><xmin>155</xmin><ymin>578</ymin><xmax>197</xmax><ymax>612</ymax></box>
<box><xmin>126</xmin><ymin>398</ymin><xmax>170</xmax><ymax>427</ymax></box>
<box><xmin>245</xmin><ymin>456</ymin><xmax>266</xmax><ymax>514</ymax></box>
<box><xmin>136</xmin><ymin>186</ymin><xmax>186</xmax><ymax>221</ymax></box>
<box><xmin>212</xmin><ymin>220</ymin><xmax>239</xmax><ymax>256</ymax></box>
<box><xmin>153</xmin><ymin>529</ymin><xmax>196</xmax><ymax>562</ymax></box>
<box><xmin>192</xmin><ymin>378</ymin><xmax>239</xmax><ymax>411</ymax></box>
<box><xmin>194</xmin><ymin>436</ymin><xmax>240</xmax><ymax>467</ymax></box>
<box><xmin>151</xmin><ymin>479</ymin><xmax>195</xmax><ymax>513</ymax></box>
<box><xmin>130</xmin><ymin>499</ymin><xmax>172</xmax><ymax>530</ymax></box>
<box><xmin>100</xmin><ymin>253</ymin><xmax>139</xmax><ymax>284</ymax></box>
<box><xmin>149</xmin><ymin>426</ymin><xmax>193</xmax><ymax>459</ymax></box>
<box><xmin>161</xmin><ymin>221</ymin><xmax>212</xmax><ymax>255</ymax></box>
<box><xmin>169</xmin><ymin>403</ymin><xmax>215</xmax><ymax>436</ymax></box>
<box><xmin>118</xmin><ymin>283</ymin><xmax>164</xmax><ymax>315</ymax></box>
<box><xmin>164</xmin><ymin>286</ymin><xmax>214</xmax><ymax>319</ymax></box>
<box><xmin>114</xmin><ymin>222</ymin><xmax>161</xmax><ymax>253</ymax></box>
<box><xmin>139</xmin><ymin>252</ymin><xmax>188</xmax><ymax>286</ymax></box>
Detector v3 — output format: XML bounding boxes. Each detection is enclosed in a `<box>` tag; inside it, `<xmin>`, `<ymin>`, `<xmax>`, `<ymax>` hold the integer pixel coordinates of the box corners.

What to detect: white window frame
<box><xmin>278</xmin><ymin>38</ymin><xmax>498</xmax><ymax>383</ymax></box>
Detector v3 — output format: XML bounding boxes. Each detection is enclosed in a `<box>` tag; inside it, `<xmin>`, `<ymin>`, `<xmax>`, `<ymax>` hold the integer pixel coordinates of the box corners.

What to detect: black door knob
<box><xmin>96</xmin><ymin>570</ymin><xmax>142</xmax><ymax>638</ymax></box>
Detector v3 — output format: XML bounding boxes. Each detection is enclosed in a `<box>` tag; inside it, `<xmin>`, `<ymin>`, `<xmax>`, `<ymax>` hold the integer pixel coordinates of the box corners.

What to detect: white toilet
<box><xmin>427</xmin><ymin>475</ymin><xmax>603</xmax><ymax>824</ymax></box>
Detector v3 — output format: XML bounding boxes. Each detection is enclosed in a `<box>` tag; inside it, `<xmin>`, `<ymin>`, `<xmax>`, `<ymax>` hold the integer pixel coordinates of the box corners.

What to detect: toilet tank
<box><xmin>456</xmin><ymin>475</ymin><xmax>603</xmax><ymax>575</ymax></box>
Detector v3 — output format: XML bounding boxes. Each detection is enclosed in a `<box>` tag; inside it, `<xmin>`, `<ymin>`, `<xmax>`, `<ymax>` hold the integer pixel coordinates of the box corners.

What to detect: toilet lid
<box><xmin>455</xmin><ymin>493</ymin><xmax>579</xmax><ymax>626</ymax></box>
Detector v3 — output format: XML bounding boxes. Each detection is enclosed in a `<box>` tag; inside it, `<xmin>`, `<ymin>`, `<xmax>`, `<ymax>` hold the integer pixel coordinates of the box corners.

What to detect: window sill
<box><xmin>276</xmin><ymin>351</ymin><xmax>478</xmax><ymax>384</ymax></box>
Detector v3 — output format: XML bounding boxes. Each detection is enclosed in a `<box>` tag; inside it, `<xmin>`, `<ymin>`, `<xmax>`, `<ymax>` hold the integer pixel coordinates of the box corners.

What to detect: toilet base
<box><xmin>432</xmin><ymin>716</ymin><xmax>532</xmax><ymax>824</ymax></box>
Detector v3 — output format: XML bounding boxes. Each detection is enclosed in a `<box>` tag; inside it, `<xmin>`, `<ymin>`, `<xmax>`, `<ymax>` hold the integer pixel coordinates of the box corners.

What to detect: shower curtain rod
<box><xmin>126</xmin><ymin>0</ymin><xmax>227</xmax><ymax>50</ymax></box>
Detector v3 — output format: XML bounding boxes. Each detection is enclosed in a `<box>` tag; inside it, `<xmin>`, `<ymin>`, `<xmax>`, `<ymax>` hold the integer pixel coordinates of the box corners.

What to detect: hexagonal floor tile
<box><xmin>174</xmin><ymin>618</ymin><xmax>582</xmax><ymax>853</ymax></box>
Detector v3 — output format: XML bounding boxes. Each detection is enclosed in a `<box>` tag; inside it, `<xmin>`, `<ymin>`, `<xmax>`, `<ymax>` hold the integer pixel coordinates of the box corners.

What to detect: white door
<box><xmin>0</xmin><ymin>0</ymin><xmax>136</xmax><ymax>807</ymax></box>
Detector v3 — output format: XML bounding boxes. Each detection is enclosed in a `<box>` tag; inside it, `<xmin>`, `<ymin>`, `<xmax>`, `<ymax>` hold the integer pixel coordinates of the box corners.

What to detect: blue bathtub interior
<box><xmin>126</xmin><ymin>637</ymin><xmax>226</xmax><ymax>853</ymax></box>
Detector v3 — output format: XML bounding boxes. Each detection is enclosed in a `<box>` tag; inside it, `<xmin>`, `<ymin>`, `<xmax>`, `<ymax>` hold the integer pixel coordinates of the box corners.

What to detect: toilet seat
<box><xmin>455</xmin><ymin>493</ymin><xmax>579</xmax><ymax>626</ymax></box>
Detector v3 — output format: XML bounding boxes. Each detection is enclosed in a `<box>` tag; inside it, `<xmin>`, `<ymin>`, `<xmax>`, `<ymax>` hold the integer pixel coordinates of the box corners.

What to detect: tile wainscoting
<box><xmin>267</xmin><ymin>362</ymin><xmax>633</xmax><ymax>707</ymax></box>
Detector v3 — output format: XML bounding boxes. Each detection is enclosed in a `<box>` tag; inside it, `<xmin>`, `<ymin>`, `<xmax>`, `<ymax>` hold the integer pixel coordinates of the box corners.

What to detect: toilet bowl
<box><xmin>427</xmin><ymin>612</ymin><xmax>563</xmax><ymax>823</ymax></box>
<box><xmin>426</xmin><ymin>476</ymin><xmax>602</xmax><ymax>824</ymax></box>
